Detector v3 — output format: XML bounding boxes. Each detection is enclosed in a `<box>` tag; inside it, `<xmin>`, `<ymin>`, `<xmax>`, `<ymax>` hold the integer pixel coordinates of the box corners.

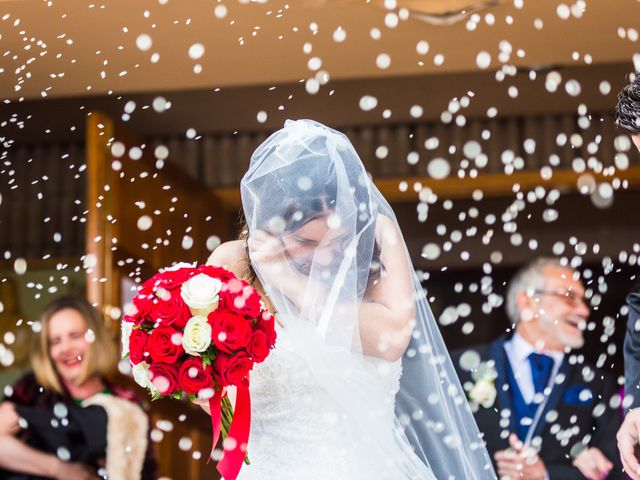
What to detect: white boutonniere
<box><xmin>464</xmin><ymin>360</ymin><xmax>498</xmax><ymax>411</ymax></box>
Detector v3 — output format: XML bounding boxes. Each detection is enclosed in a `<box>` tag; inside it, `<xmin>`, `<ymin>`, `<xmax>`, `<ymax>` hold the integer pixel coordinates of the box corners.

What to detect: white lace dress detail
<box><xmin>235</xmin><ymin>325</ymin><xmax>403</xmax><ymax>480</ymax></box>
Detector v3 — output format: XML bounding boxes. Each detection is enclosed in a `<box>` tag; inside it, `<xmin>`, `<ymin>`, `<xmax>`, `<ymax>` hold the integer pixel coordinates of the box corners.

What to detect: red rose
<box><xmin>208</xmin><ymin>311</ymin><xmax>252</xmax><ymax>353</ymax></box>
<box><xmin>142</xmin><ymin>268</ymin><xmax>196</xmax><ymax>295</ymax></box>
<box><xmin>149</xmin><ymin>362</ymin><xmax>179</xmax><ymax>395</ymax></box>
<box><xmin>198</xmin><ymin>264</ymin><xmax>235</xmax><ymax>282</ymax></box>
<box><xmin>248</xmin><ymin>330</ymin><xmax>270</xmax><ymax>363</ymax></box>
<box><xmin>158</xmin><ymin>267</ymin><xmax>196</xmax><ymax>290</ymax></box>
<box><xmin>242</xmin><ymin>290</ymin><xmax>262</xmax><ymax>317</ymax></box>
<box><xmin>138</xmin><ymin>277</ymin><xmax>157</xmax><ymax>296</ymax></box>
<box><xmin>178</xmin><ymin>358</ymin><xmax>215</xmax><ymax>395</ymax></box>
<box><xmin>222</xmin><ymin>288</ymin><xmax>262</xmax><ymax>319</ymax></box>
<box><xmin>146</xmin><ymin>325</ymin><xmax>184</xmax><ymax>363</ymax></box>
<box><xmin>255</xmin><ymin>312</ymin><xmax>277</xmax><ymax>348</ymax></box>
<box><xmin>129</xmin><ymin>328</ymin><xmax>149</xmax><ymax>365</ymax></box>
<box><xmin>125</xmin><ymin>294</ymin><xmax>154</xmax><ymax>325</ymax></box>
<box><xmin>150</xmin><ymin>292</ymin><xmax>191</xmax><ymax>328</ymax></box>
<box><xmin>214</xmin><ymin>352</ymin><xmax>253</xmax><ymax>387</ymax></box>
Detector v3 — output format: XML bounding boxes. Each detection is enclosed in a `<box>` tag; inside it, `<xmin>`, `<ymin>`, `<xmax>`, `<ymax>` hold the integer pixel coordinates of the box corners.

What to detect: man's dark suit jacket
<box><xmin>624</xmin><ymin>292</ymin><xmax>640</xmax><ymax>409</ymax></box>
<box><xmin>452</xmin><ymin>335</ymin><xmax>624</xmax><ymax>480</ymax></box>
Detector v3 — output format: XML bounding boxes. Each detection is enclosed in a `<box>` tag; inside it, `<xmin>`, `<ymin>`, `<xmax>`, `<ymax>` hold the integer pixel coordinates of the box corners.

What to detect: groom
<box><xmin>616</xmin><ymin>73</ymin><xmax>640</xmax><ymax>479</ymax></box>
<box><xmin>453</xmin><ymin>258</ymin><xmax>623</xmax><ymax>479</ymax></box>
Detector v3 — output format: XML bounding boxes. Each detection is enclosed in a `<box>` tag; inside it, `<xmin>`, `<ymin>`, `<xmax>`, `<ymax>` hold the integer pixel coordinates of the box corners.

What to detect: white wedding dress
<box><xmin>236</xmin><ymin>324</ymin><xmax>409</xmax><ymax>480</ymax></box>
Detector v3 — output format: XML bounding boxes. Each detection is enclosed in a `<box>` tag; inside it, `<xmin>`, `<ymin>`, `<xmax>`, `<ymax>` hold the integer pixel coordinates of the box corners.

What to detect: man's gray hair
<box><xmin>505</xmin><ymin>257</ymin><xmax>570</xmax><ymax>324</ymax></box>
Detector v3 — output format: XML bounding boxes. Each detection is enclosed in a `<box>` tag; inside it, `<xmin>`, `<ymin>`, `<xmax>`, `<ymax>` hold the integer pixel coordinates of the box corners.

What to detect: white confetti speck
<box><xmin>305</xmin><ymin>78</ymin><xmax>320</xmax><ymax>95</ymax></box>
<box><xmin>152</xmin><ymin>96</ymin><xmax>169</xmax><ymax>112</ymax></box>
<box><xmin>565</xmin><ymin>79</ymin><xmax>581</xmax><ymax>97</ymax></box>
<box><xmin>410</xmin><ymin>105</ymin><xmax>423</xmax><ymax>118</ymax></box>
<box><xmin>155</xmin><ymin>145</ymin><xmax>169</xmax><ymax>160</ymax></box>
<box><xmin>188</xmin><ymin>43</ymin><xmax>205</xmax><ymax>60</ymax></box>
<box><xmin>111</xmin><ymin>142</ymin><xmax>126</xmax><ymax>158</ymax></box>
<box><xmin>14</xmin><ymin>258</ymin><xmax>27</xmax><ymax>275</ymax></box>
<box><xmin>359</xmin><ymin>95</ymin><xmax>378</xmax><ymax>111</ymax></box>
<box><xmin>307</xmin><ymin>57</ymin><xmax>322</xmax><ymax>71</ymax></box>
<box><xmin>376</xmin><ymin>53</ymin><xmax>391</xmax><ymax>70</ymax></box>
<box><xmin>206</xmin><ymin>236</ymin><xmax>221</xmax><ymax>251</ymax></box>
<box><xmin>137</xmin><ymin>215</ymin><xmax>153</xmax><ymax>231</ymax></box>
<box><xmin>129</xmin><ymin>146</ymin><xmax>143</xmax><ymax>160</ymax></box>
<box><xmin>427</xmin><ymin>158</ymin><xmax>451</xmax><ymax>180</ymax></box>
<box><xmin>136</xmin><ymin>34</ymin><xmax>152</xmax><ymax>52</ymax></box>
<box><xmin>332</xmin><ymin>27</ymin><xmax>346</xmax><ymax>43</ymax></box>
<box><xmin>476</xmin><ymin>51</ymin><xmax>491</xmax><ymax>69</ymax></box>
<box><xmin>422</xmin><ymin>243</ymin><xmax>441</xmax><ymax>260</ymax></box>
<box><xmin>556</xmin><ymin>3</ymin><xmax>570</xmax><ymax>19</ymax></box>
<box><xmin>416</xmin><ymin>40</ymin><xmax>429</xmax><ymax>55</ymax></box>
<box><xmin>214</xmin><ymin>4</ymin><xmax>227</xmax><ymax>19</ymax></box>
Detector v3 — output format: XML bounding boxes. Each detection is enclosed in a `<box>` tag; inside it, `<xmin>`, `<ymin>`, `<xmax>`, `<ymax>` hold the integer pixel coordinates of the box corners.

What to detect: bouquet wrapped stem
<box><xmin>221</xmin><ymin>394</ymin><xmax>250</xmax><ymax>465</ymax></box>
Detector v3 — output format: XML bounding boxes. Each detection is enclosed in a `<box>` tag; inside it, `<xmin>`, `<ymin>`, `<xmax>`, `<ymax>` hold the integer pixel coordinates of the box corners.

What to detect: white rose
<box><xmin>182</xmin><ymin>315</ymin><xmax>213</xmax><ymax>356</ymax></box>
<box><xmin>181</xmin><ymin>273</ymin><xmax>222</xmax><ymax>317</ymax></box>
<box><xmin>469</xmin><ymin>379</ymin><xmax>497</xmax><ymax>408</ymax></box>
<box><xmin>121</xmin><ymin>321</ymin><xmax>133</xmax><ymax>359</ymax></box>
<box><xmin>131</xmin><ymin>362</ymin><xmax>157</xmax><ymax>395</ymax></box>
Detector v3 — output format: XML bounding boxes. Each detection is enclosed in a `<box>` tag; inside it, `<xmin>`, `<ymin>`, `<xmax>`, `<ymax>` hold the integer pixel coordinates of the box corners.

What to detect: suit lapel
<box><xmin>530</xmin><ymin>357</ymin><xmax>572</xmax><ymax>439</ymax></box>
<box><xmin>489</xmin><ymin>336</ymin><xmax>516</xmax><ymax>432</ymax></box>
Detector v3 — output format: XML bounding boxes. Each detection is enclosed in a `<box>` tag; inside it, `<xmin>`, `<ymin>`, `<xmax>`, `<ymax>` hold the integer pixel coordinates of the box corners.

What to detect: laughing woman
<box><xmin>0</xmin><ymin>296</ymin><xmax>157</xmax><ymax>480</ymax></box>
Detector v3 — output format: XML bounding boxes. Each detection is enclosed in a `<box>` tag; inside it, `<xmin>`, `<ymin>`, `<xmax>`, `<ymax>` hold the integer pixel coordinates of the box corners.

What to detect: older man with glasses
<box><xmin>453</xmin><ymin>257</ymin><xmax>623</xmax><ymax>480</ymax></box>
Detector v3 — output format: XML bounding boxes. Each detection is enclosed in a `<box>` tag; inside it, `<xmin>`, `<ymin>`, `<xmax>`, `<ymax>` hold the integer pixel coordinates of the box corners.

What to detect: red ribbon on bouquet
<box><xmin>208</xmin><ymin>389</ymin><xmax>223</xmax><ymax>461</ymax></box>
<box><xmin>208</xmin><ymin>382</ymin><xmax>252</xmax><ymax>480</ymax></box>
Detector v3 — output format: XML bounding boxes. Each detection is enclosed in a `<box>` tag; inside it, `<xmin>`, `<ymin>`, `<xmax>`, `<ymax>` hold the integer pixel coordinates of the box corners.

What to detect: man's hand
<box><xmin>618</xmin><ymin>408</ymin><xmax>640</xmax><ymax>479</ymax></box>
<box><xmin>192</xmin><ymin>396</ymin><xmax>212</xmax><ymax>415</ymax></box>
<box><xmin>52</xmin><ymin>459</ymin><xmax>99</xmax><ymax>480</ymax></box>
<box><xmin>494</xmin><ymin>433</ymin><xmax>548</xmax><ymax>480</ymax></box>
<box><xmin>0</xmin><ymin>402</ymin><xmax>20</xmax><ymax>436</ymax></box>
<box><xmin>572</xmin><ymin>447</ymin><xmax>613</xmax><ymax>479</ymax></box>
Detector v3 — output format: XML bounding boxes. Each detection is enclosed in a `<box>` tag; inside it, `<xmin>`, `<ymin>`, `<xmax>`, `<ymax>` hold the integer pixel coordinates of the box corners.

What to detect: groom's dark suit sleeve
<box><xmin>546</xmin><ymin>371</ymin><xmax>625</xmax><ymax>480</ymax></box>
<box><xmin>624</xmin><ymin>291</ymin><xmax>640</xmax><ymax>409</ymax></box>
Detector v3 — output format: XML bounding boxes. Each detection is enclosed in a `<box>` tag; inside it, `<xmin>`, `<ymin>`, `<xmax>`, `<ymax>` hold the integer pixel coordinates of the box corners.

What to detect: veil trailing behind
<box><xmin>239</xmin><ymin>119</ymin><xmax>495</xmax><ymax>479</ymax></box>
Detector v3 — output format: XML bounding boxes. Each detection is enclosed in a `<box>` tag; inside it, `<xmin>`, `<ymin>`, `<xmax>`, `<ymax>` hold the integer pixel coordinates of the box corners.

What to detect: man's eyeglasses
<box><xmin>533</xmin><ymin>289</ymin><xmax>587</xmax><ymax>306</ymax></box>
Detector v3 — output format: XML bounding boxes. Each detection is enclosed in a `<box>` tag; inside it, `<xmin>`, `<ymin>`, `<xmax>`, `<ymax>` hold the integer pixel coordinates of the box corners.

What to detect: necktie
<box><xmin>529</xmin><ymin>352</ymin><xmax>554</xmax><ymax>396</ymax></box>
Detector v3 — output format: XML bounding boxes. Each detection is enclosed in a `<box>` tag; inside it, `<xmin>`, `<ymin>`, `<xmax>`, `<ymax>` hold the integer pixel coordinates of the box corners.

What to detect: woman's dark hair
<box><xmin>615</xmin><ymin>74</ymin><xmax>640</xmax><ymax>134</ymax></box>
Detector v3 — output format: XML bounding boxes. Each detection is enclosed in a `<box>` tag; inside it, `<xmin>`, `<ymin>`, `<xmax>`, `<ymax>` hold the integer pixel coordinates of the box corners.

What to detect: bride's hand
<box><xmin>192</xmin><ymin>397</ymin><xmax>211</xmax><ymax>416</ymax></box>
<box><xmin>247</xmin><ymin>230</ymin><xmax>286</xmax><ymax>264</ymax></box>
<box><xmin>248</xmin><ymin>230</ymin><xmax>299</xmax><ymax>291</ymax></box>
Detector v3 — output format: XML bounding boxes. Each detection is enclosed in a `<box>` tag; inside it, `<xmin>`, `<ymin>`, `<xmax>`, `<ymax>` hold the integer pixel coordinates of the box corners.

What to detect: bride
<box><xmin>198</xmin><ymin>119</ymin><xmax>495</xmax><ymax>479</ymax></box>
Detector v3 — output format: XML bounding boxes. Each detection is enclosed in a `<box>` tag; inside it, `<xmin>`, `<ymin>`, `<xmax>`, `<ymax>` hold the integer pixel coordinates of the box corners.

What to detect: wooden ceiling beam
<box><xmin>211</xmin><ymin>167</ymin><xmax>640</xmax><ymax>210</ymax></box>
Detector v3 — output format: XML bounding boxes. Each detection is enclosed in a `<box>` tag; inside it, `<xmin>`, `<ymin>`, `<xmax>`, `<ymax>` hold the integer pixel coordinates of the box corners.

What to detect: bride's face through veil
<box><xmin>278</xmin><ymin>207</ymin><xmax>349</xmax><ymax>276</ymax></box>
<box><xmin>246</xmin><ymin>186</ymin><xmax>382</xmax><ymax>302</ymax></box>
<box><xmin>243</xmin><ymin>130</ymin><xmax>383</xmax><ymax>304</ymax></box>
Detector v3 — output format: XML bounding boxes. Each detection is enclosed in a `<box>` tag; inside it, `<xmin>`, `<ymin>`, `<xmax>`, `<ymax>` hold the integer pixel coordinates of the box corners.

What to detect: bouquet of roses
<box><xmin>121</xmin><ymin>262</ymin><xmax>276</xmax><ymax>480</ymax></box>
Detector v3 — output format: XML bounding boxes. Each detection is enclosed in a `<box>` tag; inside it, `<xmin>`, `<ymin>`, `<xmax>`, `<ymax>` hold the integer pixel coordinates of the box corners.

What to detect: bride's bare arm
<box><xmin>358</xmin><ymin>216</ymin><xmax>415</xmax><ymax>362</ymax></box>
<box><xmin>248</xmin><ymin>219</ymin><xmax>415</xmax><ymax>362</ymax></box>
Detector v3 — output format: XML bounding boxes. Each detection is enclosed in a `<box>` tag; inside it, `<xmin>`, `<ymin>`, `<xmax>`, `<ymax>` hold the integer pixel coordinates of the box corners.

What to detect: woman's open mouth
<box><xmin>60</xmin><ymin>355</ymin><xmax>83</xmax><ymax>368</ymax></box>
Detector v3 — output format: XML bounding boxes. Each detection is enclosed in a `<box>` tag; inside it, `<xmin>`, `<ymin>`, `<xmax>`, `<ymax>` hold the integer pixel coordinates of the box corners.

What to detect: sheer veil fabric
<box><xmin>240</xmin><ymin>119</ymin><xmax>495</xmax><ymax>479</ymax></box>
